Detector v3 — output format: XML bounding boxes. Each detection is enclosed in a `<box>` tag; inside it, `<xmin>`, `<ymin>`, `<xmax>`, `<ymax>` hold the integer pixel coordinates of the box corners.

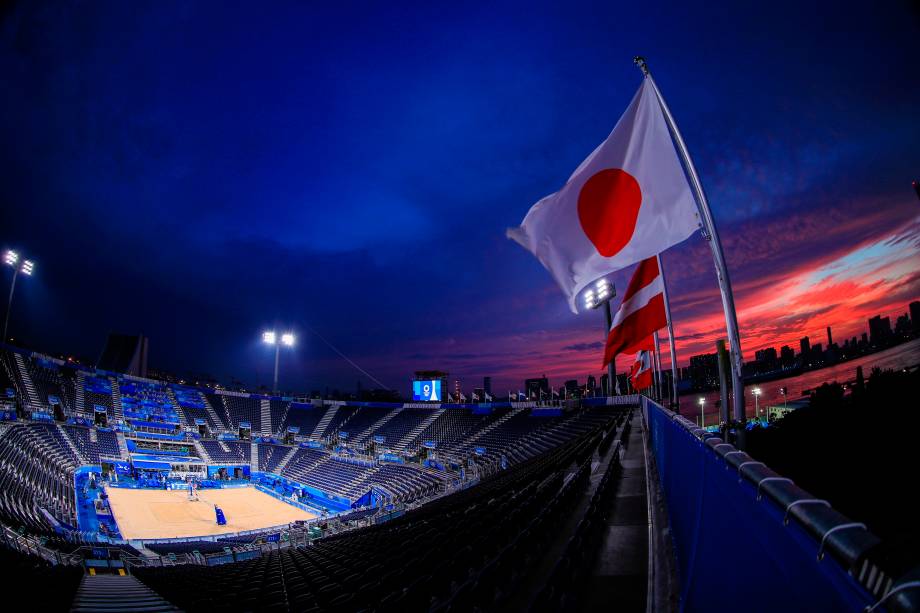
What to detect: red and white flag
<box><xmin>602</xmin><ymin>256</ymin><xmax>667</xmax><ymax>367</ymax></box>
<box><xmin>507</xmin><ymin>78</ymin><xmax>699</xmax><ymax>313</ymax></box>
<box><xmin>629</xmin><ymin>350</ymin><xmax>654</xmax><ymax>391</ymax></box>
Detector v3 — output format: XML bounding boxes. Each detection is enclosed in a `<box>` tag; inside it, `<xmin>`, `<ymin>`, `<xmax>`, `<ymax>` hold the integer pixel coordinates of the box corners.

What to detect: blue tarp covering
<box><xmin>645</xmin><ymin>398</ymin><xmax>873</xmax><ymax>612</ymax></box>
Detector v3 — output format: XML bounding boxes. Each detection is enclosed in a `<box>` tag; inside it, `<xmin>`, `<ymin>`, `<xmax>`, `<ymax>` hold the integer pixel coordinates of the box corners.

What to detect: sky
<box><xmin>1</xmin><ymin>1</ymin><xmax>919</xmax><ymax>396</ymax></box>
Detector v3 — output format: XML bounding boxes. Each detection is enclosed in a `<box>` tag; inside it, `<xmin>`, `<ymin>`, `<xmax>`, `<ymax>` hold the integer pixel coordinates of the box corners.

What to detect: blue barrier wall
<box><xmin>645</xmin><ymin>398</ymin><xmax>874</xmax><ymax>612</ymax></box>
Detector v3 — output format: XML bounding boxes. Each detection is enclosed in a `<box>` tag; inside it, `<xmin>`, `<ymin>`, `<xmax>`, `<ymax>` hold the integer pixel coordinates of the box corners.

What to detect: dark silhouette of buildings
<box><xmin>868</xmin><ymin>315</ymin><xmax>892</xmax><ymax>347</ymax></box>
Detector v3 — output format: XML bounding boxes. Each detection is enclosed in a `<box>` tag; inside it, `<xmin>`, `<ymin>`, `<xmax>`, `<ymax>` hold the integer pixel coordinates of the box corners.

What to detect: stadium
<box><xmin>1</xmin><ymin>342</ymin><xmax>916</xmax><ymax>611</ymax></box>
<box><xmin>3</xmin><ymin>3</ymin><xmax>920</xmax><ymax>612</ymax></box>
<box><xmin>1</xmin><ymin>345</ymin><xmax>641</xmax><ymax>610</ymax></box>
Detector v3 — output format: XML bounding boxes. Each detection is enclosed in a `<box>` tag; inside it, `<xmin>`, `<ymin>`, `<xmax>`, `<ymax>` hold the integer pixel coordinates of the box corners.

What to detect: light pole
<box><xmin>698</xmin><ymin>397</ymin><xmax>705</xmax><ymax>428</ymax></box>
<box><xmin>263</xmin><ymin>331</ymin><xmax>295</xmax><ymax>394</ymax></box>
<box><xmin>584</xmin><ymin>278</ymin><xmax>616</xmax><ymax>397</ymax></box>
<box><xmin>753</xmin><ymin>387</ymin><xmax>762</xmax><ymax>422</ymax></box>
<box><xmin>3</xmin><ymin>250</ymin><xmax>34</xmax><ymax>343</ymax></box>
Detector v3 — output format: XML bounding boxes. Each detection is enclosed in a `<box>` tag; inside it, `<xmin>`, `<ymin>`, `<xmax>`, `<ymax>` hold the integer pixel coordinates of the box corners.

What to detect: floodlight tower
<box><xmin>584</xmin><ymin>278</ymin><xmax>616</xmax><ymax>396</ymax></box>
<box><xmin>3</xmin><ymin>250</ymin><xmax>35</xmax><ymax>343</ymax></box>
<box><xmin>263</xmin><ymin>330</ymin><xmax>295</xmax><ymax>394</ymax></box>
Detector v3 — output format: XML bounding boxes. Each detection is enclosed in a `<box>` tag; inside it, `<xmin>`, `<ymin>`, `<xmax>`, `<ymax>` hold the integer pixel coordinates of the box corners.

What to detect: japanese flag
<box><xmin>508</xmin><ymin>78</ymin><xmax>699</xmax><ymax>313</ymax></box>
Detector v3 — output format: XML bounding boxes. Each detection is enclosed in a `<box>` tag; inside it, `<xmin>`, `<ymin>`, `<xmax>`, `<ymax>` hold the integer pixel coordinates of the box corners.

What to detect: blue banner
<box><xmin>645</xmin><ymin>399</ymin><xmax>874</xmax><ymax>612</ymax></box>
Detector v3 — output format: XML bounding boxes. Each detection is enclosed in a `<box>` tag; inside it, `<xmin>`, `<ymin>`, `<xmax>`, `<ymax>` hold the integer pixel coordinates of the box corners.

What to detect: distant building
<box><xmin>868</xmin><ymin>315</ymin><xmax>892</xmax><ymax>346</ymax></box>
<box><xmin>826</xmin><ymin>326</ymin><xmax>833</xmax><ymax>348</ymax></box>
<box><xmin>780</xmin><ymin>345</ymin><xmax>795</xmax><ymax>367</ymax></box>
<box><xmin>754</xmin><ymin>347</ymin><xmax>778</xmax><ymax>370</ymax></box>
<box><xmin>525</xmin><ymin>376</ymin><xmax>550</xmax><ymax>398</ymax></box>
<box><xmin>688</xmin><ymin>353</ymin><xmax>719</xmax><ymax>389</ymax></box>
<box><xmin>564</xmin><ymin>379</ymin><xmax>580</xmax><ymax>398</ymax></box>
<box><xmin>895</xmin><ymin>314</ymin><xmax>911</xmax><ymax>337</ymax></box>
<box><xmin>911</xmin><ymin>301</ymin><xmax>920</xmax><ymax>333</ymax></box>
<box><xmin>98</xmin><ymin>333</ymin><xmax>148</xmax><ymax>377</ymax></box>
<box><xmin>799</xmin><ymin>336</ymin><xmax>811</xmax><ymax>358</ymax></box>
<box><xmin>483</xmin><ymin>376</ymin><xmax>492</xmax><ymax>396</ymax></box>
<box><xmin>586</xmin><ymin>375</ymin><xmax>596</xmax><ymax>393</ymax></box>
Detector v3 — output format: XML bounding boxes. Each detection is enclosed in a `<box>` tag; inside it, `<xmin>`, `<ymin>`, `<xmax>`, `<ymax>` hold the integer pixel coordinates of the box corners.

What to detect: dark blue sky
<box><xmin>2</xmin><ymin>1</ymin><xmax>919</xmax><ymax>395</ymax></box>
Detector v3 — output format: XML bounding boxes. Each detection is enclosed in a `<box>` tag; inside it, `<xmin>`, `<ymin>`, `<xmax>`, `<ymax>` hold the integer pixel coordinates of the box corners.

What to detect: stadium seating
<box><xmin>24</xmin><ymin>356</ymin><xmax>71</xmax><ymax>412</ymax></box>
<box><xmin>277</xmin><ymin>404</ymin><xmax>325</xmax><ymax>438</ymax></box>
<box><xmin>315</xmin><ymin>405</ymin><xmax>358</xmax><ymax>440</ymax></box>
<box><xmin>199</xmin><ymin>439</ymin><xmax>251</xmax><ymax>464</ymax></box>
<box><xmin>221</xmin><ymin>395</ymin><xmax>262</xmax><ymax>431</ymax></box>
<box><xmin>403</xmin><ymin>406</ymin><xmax>498</xmax><ymax>452</ymax></box>
<box><xmin>172</xmin><ymin>386</ymin><xmax>221</xmax><ymax>430</ymax></box>
<box><xmin>84</xmin><ymin>375</ymin><xmax>116</xmax><ymax>420</ymax></box>
<box><xmin>0</xmin><ymin>543</ymin><xmax>83</xmax><ymax>611</ymax></box>
<box><xmin>62</xmin><ymin>425</ymin><xmax>120</xmax><ymax>463</ymax></box>
<box><xmin>0</xmin><ymin>423</ymin><xmax>79</xmax><ymax>530</ymax></box>
<box><xmin>334</xmin><ymin>406</ymin><xmax>395</xmax><ymax>441</ymax></box>
<box><xmin>119</xmin><ymin>379</ymin><xmax>180</xmax><ymax>429</ymax></box>
<box><xmin>133</xmin><ymin>415</ymin><xmax>614</xmax><ymax>611</ymax></box>
<box><xmin>269</xmin><ymin>399</ymin><xmax>289</xmax><ymax>434</ymax></box>
<box><xmin>367</xmin><ymin>406</ymin><xmax>432</xmax><ymax>447</ymax></box>
<box><xmin>258</xmin><ymin>443</ymin><xmax>291</xmax><ymax>474</ymax></box>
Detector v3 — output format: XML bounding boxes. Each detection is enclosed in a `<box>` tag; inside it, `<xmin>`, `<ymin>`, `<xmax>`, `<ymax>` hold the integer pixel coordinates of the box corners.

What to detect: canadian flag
<box><xmin>508</xmin><ymin>78</ymin><xmax>699</xmax><ymax>313</ymax></box>
<box><xmin>629</xmin><ymin>350</ymin><xmax>654</xmax><ymax>391</ymax></box>
<box><xmin>602</xmin><ymin>256</ymin><xmax>667</xmax><ymax>367</ymax></box>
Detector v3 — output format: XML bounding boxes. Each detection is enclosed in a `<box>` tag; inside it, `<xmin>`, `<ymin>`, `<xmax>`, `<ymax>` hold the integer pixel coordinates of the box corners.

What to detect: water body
<box><xmin>676</xmin><ymin>338</ymin><xmax>920</xmax><ymax>423</ymax></box>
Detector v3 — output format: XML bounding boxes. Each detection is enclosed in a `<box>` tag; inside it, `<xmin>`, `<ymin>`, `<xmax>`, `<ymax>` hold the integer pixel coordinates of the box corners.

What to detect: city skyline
<box><xmin>1</xmin><ymin>2</ymin><xmax>919</xmax><ymax>394</ymax></box>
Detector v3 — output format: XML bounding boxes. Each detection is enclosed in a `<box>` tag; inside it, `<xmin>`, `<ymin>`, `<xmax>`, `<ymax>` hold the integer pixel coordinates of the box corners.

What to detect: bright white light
<box><xmin>698</xmin><ymin>397</ymin><xmax>705</xmax><ymax>405</ymax></box>
<box><xmin>262</xmin><ymin>331</ymin><xmax>276</xmax><ymax>345</ymax></box>
<box><xmin>752</xmin><ymin>387</ymin><xmax>762</xmax><ymax>396</ymax></box>
<box><xmin>595</xmin><ymin>278</ymin><xmax>608</xmax><ymax>289</ymax></box>
<box><xmin>4</xmin><ymin>250</ymin><xmax>18</xmax><ymax>266</ymax></box>
<box><xmin>281</xmin><ymin>332</ymin><xmax>295</xmax><ymax>347</ymax></box>
<box><xmin>20</xmin><ymin>260</ymin><xmax>34</xmax><ymax>276</ymax></box>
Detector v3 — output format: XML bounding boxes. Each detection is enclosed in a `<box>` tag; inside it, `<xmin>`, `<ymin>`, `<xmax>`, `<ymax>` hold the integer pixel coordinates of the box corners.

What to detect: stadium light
<box><xmin>583</xmin><ymin>278</ymin><xmax>616</xmax><ymax>397</ymax></box>
<box><xmin>698</xmin><ymin>397</ymin><xmax>705</xmax><ymax>428</ymax></box>
<box><xmin>3</xmin><ymin>249</ymin><xmax>36</xmax><ymax>343</ymax></box>
<box><xmin>263</xmin><ymin>329</ymin><xmax>295</xmax><ymax>394</ymax></box>
<box><xmin>753</xmin><ymin>387</ymin><xmax>763</xmax><ymax>420</ymax></box>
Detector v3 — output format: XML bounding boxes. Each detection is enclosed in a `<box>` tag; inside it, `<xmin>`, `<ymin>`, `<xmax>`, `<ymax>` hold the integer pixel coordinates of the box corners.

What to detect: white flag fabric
<box><xmin>508</xmin><ymin>78</ymin><xmax>700</xmax><ymax>313</ymax></box>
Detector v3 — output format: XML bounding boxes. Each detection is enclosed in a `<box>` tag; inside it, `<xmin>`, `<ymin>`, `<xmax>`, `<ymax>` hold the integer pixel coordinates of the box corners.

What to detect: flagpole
<box><xmin>652</xmin><ymin>331</ymin><xmax>663</xmax><ymax>402</ymax></box>
<box><xmin>634</xmin><ymin>56</ymin><xmax>746</xmax><ymax>423</ymax></box>
<box><xmin>656</xmin><ymin>254</ymin><xmax>680</xmax><ymax>412</ymax></box>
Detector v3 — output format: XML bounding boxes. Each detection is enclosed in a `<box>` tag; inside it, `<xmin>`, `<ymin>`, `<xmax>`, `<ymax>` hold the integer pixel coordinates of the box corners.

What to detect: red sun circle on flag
<box><xmin>577</xmin><ymin>168</ymin><xmax>642</xmax><ymax>257</ymax></box>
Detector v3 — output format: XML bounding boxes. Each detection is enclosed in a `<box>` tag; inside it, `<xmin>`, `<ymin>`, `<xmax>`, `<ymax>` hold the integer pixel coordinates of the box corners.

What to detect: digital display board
<box><xmin>412</xmin><ymin>379</ymin><xmax>442</xmax><ymax>401</ymax></box>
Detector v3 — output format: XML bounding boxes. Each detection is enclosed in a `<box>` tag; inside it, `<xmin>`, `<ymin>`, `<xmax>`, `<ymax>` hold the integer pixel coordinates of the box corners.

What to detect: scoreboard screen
<box><xmin>412</xmin><ymin>379</ymin><xmax>442</xmax><ymax>401</ymax></box>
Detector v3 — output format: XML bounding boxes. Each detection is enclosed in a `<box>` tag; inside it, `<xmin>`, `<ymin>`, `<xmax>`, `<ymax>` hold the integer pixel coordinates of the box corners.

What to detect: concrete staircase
<box><xmin>110</xmin><ymin>378</ymin><xmax>124</xmax><ymax>422</ymax></box>
<box><xmin>75</xmin><ymin>371</ymin><xmax>87</xmax><ymax>415</ymax></box>
<box><xmin>250</xmin><ymin>441</ymin><xmax>260</xmax><ymax>471</ymax></box>
<box><xmin>13</xmin><ymin>353</ymin><xmax>41</xmax><ymax>411</ymax></box>
<box><xmin>260</xmin><ymin>399</ymin><xmax>271</xmax><ymax>436</ymax></box>
<box><xmin>273</xmin><ymin>446</ymin><xmax>298</xmax><ymax>475</ymax></box>
<box><xmin>310</xmin><ymin>405</ymin><xmax>338</xmax><ymax>439</ymax></box>
<box><xmin>201</xmin><ymin>392</ymin><xmax>225</xmax><ymax>431</ymax></box>
<box><xmin>192</xmin><ymin>438</ymin><xmax>212</xmax><ymax>463</ymax></box>
<box><xmin>464</xmin><ymin>407</ymin><xmax>526</xmax><ymax>447</ymax></box>
<box><xmin>71</xmin><ymin>574</ymin><xmax>178</xmax><ymax>612</ymax></box>
<box><xmin>164</xmin><ymin>387</ymin><xmax>187</xmax><ymax>429</ymax></box>
<box><xmin>57</xmin><ymin>423</ymin><xmax>87</xmax><ymax>464</ymax></box>
<box><xmin>397</xmin><ymin>408</ymin><xmax>445</xmax><ymax>451</ymax></box>
<box><xmin>115</xmin><ymin>431</ymin><xmax>130</xmax><ymax>459</ymax></box>
<box><xmin>352</xmin><ymin>407</ymin><xmax>403</xmax><ymax>444</ymax></box>
<box><xmin>275</xmin><ymin>401</ymin><xmax>292</xmax><ymax>436</ymax></box>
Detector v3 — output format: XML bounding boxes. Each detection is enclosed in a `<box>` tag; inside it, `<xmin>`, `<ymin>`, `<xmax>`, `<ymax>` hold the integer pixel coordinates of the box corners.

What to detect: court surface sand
<box><xmin>105</xmin><ymin>487</ymin><xmax>318</xmax><ymax>540</ymax></box>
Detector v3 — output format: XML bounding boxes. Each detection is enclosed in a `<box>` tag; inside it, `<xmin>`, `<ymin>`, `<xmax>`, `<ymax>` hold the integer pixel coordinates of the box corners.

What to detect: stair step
<box><xmin>71</xmin><ymin>575</ymin><xmax>178</xmax><ymax>612</ymax></box>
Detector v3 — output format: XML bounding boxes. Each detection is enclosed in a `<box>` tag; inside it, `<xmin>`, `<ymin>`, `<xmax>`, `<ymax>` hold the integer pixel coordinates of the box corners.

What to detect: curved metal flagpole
<box><xmin>634</xmin><ymin>56</ymin><xmax>746</xmax><ymax>422</ymax></box>
<box><xmin>656</xmin><ymin>254</ymin><xmax>680</xmax><ymax>411</ymax></box>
